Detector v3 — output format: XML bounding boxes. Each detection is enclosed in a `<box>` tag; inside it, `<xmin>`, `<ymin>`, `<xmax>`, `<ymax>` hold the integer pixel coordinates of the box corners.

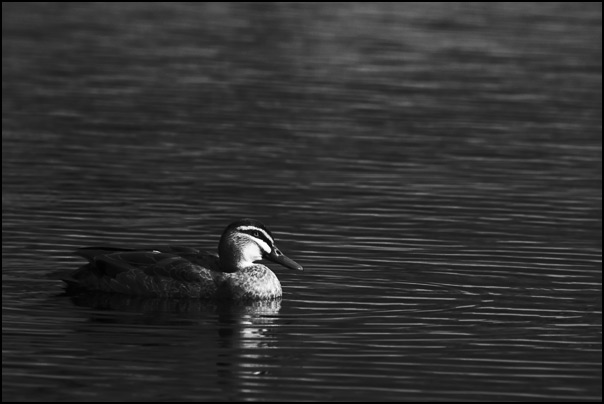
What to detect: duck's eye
<box><xmin>252</xmin><ymin>231</ymin><xmax>260</xmax><ymax>237</ymax></box>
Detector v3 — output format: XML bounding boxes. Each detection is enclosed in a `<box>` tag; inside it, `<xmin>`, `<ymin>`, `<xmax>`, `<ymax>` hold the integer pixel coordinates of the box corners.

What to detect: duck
<box><xmin>64</xmin><ymin>219</ymin><xmax>303</xmax><ymax>300</ymax></box>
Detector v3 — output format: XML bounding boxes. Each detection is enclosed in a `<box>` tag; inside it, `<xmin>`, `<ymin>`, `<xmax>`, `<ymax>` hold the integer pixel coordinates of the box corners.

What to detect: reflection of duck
<box><xmin>64</xmin><ymin>219</ymin><xmax>303</xmax><ymax>300</ymax></box>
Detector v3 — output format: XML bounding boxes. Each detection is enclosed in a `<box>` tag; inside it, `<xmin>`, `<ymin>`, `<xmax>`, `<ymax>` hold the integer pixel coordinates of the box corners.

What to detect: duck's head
<box><xmin>218</xmin><ymin>219</ymin><xmax>303</xmax><ymax>273</ymax></box>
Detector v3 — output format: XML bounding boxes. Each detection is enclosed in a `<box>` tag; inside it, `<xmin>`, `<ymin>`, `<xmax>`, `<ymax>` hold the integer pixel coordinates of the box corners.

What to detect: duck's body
<box><xmin>65</xmin><ymin>219</ymin><xmax>302</xmax><ymax>300</ymax></box>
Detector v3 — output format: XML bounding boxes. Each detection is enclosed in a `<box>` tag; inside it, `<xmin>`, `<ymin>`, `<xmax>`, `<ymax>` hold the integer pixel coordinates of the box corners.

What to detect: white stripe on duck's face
<box><xmin>237</xmin><ymin>232</ymin><xmax>272</xmax><ymax>256</ymax></box>
<box><xmin>235</xmin><ymin>226</ymin><xmax>274</xmax><ymax>255</ymax></box>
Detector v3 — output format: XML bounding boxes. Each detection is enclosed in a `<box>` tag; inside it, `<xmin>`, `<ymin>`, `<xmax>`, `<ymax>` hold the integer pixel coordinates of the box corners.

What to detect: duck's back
<box><xmin>67</xmin><ymin>246</ymin><xmax>222</xmax><ymax>298</ymax></box>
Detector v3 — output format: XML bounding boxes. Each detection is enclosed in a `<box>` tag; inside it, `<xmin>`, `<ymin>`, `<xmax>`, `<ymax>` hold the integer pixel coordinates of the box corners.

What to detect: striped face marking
<box><xmin>236</xmin><ymin>225</ymin><xmax>274</xmax><ymax>255</ymax></box>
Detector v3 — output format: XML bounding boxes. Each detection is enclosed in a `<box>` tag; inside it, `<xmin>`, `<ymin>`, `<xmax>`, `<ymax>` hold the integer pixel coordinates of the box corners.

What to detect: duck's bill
<box><xmin>266</xmin><ymin>248</ymin><xmax>303</xmax><ymax>271</ymax></box>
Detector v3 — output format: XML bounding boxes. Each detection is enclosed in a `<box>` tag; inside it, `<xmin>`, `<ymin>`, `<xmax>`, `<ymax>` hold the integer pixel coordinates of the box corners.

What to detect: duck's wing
<box><xmin>72</xmin><ymin>247</ymin><xmax>218</xmax><ymax>283</ymax></box>
<box><xmin>70</xmin><ymin>250</ymin><xmax>174</xmax><ymax>281</ymax></box>
<box><xmin>68</xmin><ymin>247</ymin><xmax>221</xmax><ymax>297</ymax></box>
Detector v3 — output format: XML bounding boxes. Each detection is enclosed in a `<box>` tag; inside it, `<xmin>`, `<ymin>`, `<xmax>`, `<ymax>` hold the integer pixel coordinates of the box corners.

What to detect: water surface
<box><xmin>2</xmin><ymin>2</ymin><xmax>601</xmax><ymax>401</ymax></box>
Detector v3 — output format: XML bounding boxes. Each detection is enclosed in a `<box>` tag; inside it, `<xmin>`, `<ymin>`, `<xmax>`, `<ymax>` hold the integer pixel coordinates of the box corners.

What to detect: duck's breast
<box><xmin>217</xmin><ymin>265</ymin><xmax>282</xmax><ymax>300</ymax></box>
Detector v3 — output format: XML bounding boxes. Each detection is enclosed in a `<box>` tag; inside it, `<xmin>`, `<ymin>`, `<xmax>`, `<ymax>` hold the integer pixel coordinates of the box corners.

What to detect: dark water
<box><xmin>2</xmin><ymin>2</ymin><xmax>601</xmax><ymax>401</ymax></box>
